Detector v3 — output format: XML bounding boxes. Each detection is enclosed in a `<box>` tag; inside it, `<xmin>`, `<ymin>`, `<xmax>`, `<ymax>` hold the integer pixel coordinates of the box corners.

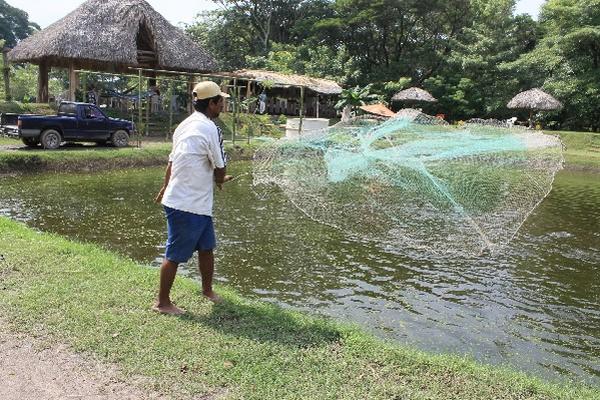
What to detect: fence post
<box><xmin>2</xmin><ymin>49</ymin><xmax>11</xmax><ymax>101</ymax></box>
<box><xmin>298</xmin><ymin>86</ymin><xmax>305</xmax><ymax>136</ymax></box>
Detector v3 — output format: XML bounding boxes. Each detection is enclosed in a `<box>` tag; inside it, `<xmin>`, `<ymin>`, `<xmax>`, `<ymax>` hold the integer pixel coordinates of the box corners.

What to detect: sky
<box><xmin>9</xmin><ymin>0</ymin><xmax>546</xmax><ymax>29</ymax></box>
<box><xmin>7</xmin><ymin>0</ymin><xmax>218</xmax><ymax>28</ymax></box>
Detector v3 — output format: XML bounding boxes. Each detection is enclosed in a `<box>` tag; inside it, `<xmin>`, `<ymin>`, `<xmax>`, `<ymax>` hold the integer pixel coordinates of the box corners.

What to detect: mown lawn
<box><xmin>553</xmin><ymin>130</ymin><xmax>600</xmax><ymax>169</ymax></box>
<box><xmin>0</xmin><ymin>141</ymin><xmax>172</xmax><ymax>173</ymax></box>
<box><xmin>0</xmin><ymin>217</ymin><xmax>598</xmax><ymax>399</ymax></box>
<box><xmin>0</xmin><ymin>136</ymin><xmax>19</xmax><ymax>146</ymax></box>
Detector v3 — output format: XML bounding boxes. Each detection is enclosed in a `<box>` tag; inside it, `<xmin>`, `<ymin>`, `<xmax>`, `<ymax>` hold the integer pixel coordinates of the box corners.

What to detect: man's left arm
<box><xmin>154</xmin><ymin>161</ymin><xmax>172</xmax><ymax>203</ymax></box>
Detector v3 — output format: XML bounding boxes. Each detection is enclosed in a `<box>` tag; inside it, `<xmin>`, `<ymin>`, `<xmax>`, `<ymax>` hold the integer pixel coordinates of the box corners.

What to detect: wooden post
<box><xmin>38</xmin><ymin>62</ymin><xmax>50</xmax><ymax>103</ymax></box>
<box><xmin>2</xmin><ymin>49</ymin><xmax>11</xmax><ymax>101</ymax></box>
<box><xmin>187</xmin><ymin>77</ymin><xmax>194</xmax><ymax>115</ymax></box>
<box><xmin>247</xmin><ymin>82</ymin><xmax>251</xmax><ymax>145</ymax></box>
<box><xmin>221</xmin><ymin>81</ymin><xmax>230</xmax><ymax>112</ymax></box>
<box><xmin>232</xmin><ymin>78</ymin><xmax>237</xmax><ymax>143</ymax></box>
<box><xmin>298</xmin><ymin>86</ymin><xmax>305</xmax><ymax>135</ymax></box>
<box><xmin>316</xmin><ymin>95</ymin><xmax>320</xmax><ymax>118</ymax></box>
<box><xmin>138</xmin><ymin>69</ymin><xmax>143</xmax><ymax>147</ymax></box>
<box><xmin>68</xmin><ymin>64</ymin><xmax>77</xmax><ymax>102</ymax></box>
<box><xmin>81</xmin><ymin>73</ymin><xmax>87</xmax><ymax>102</ymax></box>
<box><xmin>529</xmin><ymin>109</ymin><xmax>534</xmax><ymax>129</ymax></box>
<box><xmin>145</xmin><ymin>78</ymin><xmax>150</xmax><ymax>136</ymax></box>
<box><xmin>167</xmin><ymin>80</ymin><xmax>173</xmax><ymax>141</ymax></box>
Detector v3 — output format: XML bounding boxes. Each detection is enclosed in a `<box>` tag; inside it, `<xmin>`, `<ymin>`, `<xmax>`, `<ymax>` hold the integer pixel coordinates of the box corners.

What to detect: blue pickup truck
<box><xmin>18</xmin><ymin>102</ymin><xmax>134</xmax><ymax>149</ymax></box>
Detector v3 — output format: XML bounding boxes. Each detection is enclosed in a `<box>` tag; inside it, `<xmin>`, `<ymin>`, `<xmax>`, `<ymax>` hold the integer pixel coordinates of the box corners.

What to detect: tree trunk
<box><xmin>341</xmin><ymin>105</ymin><xmax>352</xmax><ymax>122</ymax></box>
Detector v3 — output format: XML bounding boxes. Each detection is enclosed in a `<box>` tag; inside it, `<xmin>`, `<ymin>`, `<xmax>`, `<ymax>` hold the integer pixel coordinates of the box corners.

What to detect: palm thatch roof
<box><xmin>392</xmin><ymin>87</ymin><xmax>437</xmax><ymax>102</ymax></box>
<box><xmin>222</xmin><ymin>69</ymin><xmax>342</xmax><ymax>95</ymax></box>
<box><xmin>507</xmin><ymin>88</ymin><xmax>563</xmax><ymax>111</ymax></box>
<box><xmin>8</xmin><ymin>0</ymin><xmax>216</xmax><ymax>73</ymax></box>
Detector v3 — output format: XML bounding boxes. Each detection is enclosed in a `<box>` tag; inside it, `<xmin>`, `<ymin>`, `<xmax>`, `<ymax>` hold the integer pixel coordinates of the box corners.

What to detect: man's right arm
<box><xmin>214</xmin><ymin>167</ymin><xmax>233</xmax><ymax>190</ymax></box>
<box><xmin>209</xmin><ymin>125</ymin><xmax>232</xmax><ymax>190</ymax></box>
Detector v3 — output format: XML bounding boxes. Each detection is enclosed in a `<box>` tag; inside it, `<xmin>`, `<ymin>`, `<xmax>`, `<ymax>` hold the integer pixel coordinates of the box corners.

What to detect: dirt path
<box><xmin>0</xmin><ymin>327</ymin><xmax>166</xmax><ymax>400</ymax></box>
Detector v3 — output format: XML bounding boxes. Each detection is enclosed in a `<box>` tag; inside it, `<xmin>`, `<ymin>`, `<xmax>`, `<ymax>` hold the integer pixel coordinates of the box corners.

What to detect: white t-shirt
<box><xmin>161</xmin><ymin>112</ymin><xmax>225</xmax><ymax>217</ymax></box>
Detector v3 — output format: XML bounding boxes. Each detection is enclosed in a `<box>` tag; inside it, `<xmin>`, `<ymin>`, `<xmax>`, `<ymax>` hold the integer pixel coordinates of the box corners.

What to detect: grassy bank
<box><xmin>0</xmin><ymin>136</ymin><xmax>17</xmax><ymax>145</ymax></box>
<box><xmin>1</xmin><ymin>129</ymin><xmax>599</xmax><ymax>174</ymax></box>
<box><xmin>0</xmin><ymin>217</ymin><xmax>598</xmax><ymax>399</ymax></box>
<box><xmin>0</xmin><ymin>142</ymin><xmax>172</xmax><ymax>174</ymax></box>
<box><xmin>0</xmin><ymin>141</ymin><xmax>257</xmax><ymax>174</ymax></box>
<box><xmin>553</xmin><ymin>130</ymin><xmax>600</xmax><ymax>170</ymax></box>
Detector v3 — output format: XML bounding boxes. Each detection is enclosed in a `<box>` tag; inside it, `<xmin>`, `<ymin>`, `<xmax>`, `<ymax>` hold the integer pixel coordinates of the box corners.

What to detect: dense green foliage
<box><xmin>1</xmin><ymin>1</ymin><xmax>598</xmax><ymax>130</ymax></box>
<box><xmin>0</xmin><ymin>0</ymin><xmax>38</xmax><ymax>47</ymax></box>
<box><xmin>502</xmin><ymin>0</ymin><xmax>600</xmax><ymax>130</ymax></box>
<box><xmin>0</xmin><ymin>101</ymin><xmax>55</xmax><ymax>115</ymax></box>
<box><xmin>187</xmin><ymin>0</ymin><xmax>599</xmax><ymax>130</ymax></box>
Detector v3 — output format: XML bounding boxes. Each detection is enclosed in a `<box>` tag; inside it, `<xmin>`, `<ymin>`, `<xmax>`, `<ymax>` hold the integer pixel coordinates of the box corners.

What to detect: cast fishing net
<box><xmin>253</xmin><ymin>111</ymin><xmax>564</xmax><ymax>255</ymax></box>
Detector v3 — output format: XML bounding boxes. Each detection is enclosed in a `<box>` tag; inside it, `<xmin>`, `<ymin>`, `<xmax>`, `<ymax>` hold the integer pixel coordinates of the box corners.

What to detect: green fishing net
<box><xmin>253</xmin><ymin>113</ymin><xmax>564</xmax><ymax>255</ymax></box>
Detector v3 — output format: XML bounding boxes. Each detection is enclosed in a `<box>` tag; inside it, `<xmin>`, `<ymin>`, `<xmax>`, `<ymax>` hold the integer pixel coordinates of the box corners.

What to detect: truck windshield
<box><xmin>58</xmin><ymin>103</ymin><xmax>77</xmax><ymax>115</ymax></box>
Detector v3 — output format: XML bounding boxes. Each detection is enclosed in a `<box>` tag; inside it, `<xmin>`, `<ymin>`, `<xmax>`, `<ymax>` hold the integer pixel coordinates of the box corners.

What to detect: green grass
<box><xmin>0</xmin><ymin>217</ymin><xmax>598</xmax><ymax>399</ymax></box>
<box><xmin>0</xmin><ymin>135</ymin><xmax>19</xmax><ymax>146</ymax></box>
<box><xmin>0</xmin><ymin>139</ymin><xmax>260</xmax><ymax>174</ymax></box>
<box><xmin>550</xmin><ymin>130</ymin><xmax>600</xmax><ymax>169</ymax></box>
<box><xmin>2</xmin><ymin>128</ymin><xmax>599</xmax><ymax>174</ymax></box>
<box><xmin>0</xmin><ymin>142</ymin><xmax>173</xmax><ymax>174</ymax></box>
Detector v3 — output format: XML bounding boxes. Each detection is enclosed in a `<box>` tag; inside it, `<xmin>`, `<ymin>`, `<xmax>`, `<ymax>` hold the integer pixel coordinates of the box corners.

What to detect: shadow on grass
<box><xmin>181</xmin><ymin>298</ymin><xmax>342</xmax><ymax>348</ymax></box>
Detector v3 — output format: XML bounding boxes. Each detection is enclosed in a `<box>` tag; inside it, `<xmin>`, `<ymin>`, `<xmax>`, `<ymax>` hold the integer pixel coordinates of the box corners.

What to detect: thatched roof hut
<box><xmin>507</xmin><ymin>88</ymin><xmax>562</xmax><ymax>111</ymax></box>
<box><xmin>392</xmin><ymin>87</ymin><xmax>437</xmax><ymax>103</ymax></box>
<box><xmin>224</xmin><ymin>69</ymin><xmax>342</xmax><ymax>95</ymax></box>
<box><xmin>8</xmin><ymin>0</ymin><xmax>216</xmax><ymax>101</ymax></box>
<box><xmin>216</xmin><ymin>69</ymin><xmax>342</xmax><ymax>118</ymax></box>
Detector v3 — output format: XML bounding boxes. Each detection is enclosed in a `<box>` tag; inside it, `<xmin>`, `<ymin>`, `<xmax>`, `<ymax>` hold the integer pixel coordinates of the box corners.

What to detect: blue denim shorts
<box><xmin>164</xmin><ymin>206</ymin><xmax>216</xmax><ymax>263</ymax></box>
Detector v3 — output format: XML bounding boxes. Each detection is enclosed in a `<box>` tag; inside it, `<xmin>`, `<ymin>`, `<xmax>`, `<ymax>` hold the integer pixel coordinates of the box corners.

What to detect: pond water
<box><xmin>0</xmin><ymin>163</ymin><xmax>598</xmax><ymax>385</ymax></box>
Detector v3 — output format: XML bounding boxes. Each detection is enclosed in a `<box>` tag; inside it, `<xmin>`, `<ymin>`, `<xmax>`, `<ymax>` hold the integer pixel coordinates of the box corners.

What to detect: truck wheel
<box><xmin>40</xmin><ymin>129</ymin><xmax>62</xmax><ymax>149</ymax></box>
<box><xmin>111</xmin><ymin>130</ymin><xmax>129</xmax><ymax>148</ymax></box>
<box><xmin>21</xmin><ymin>137</ymin><xmax>39</xmax><ymax>148</ymax></box>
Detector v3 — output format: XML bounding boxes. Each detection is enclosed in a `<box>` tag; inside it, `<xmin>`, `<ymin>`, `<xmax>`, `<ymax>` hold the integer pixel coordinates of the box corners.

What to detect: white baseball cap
<box><xmin>192</xmin><ymin>81</ymin><xmax>230</xmax><ymax>100</ymax></box>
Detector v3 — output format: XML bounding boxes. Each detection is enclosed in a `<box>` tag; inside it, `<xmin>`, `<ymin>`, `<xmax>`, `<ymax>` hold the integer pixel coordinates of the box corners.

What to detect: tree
<box><xmin>315</xmin><ymin>0</ymin><xmax>473</xmax><ymax>86</ymax></box>
<box><xmin>334</xmin><ymin>84</ymin><xmax>378</xmax><ymax>121</ymax></box>
<box><xmin>186</xmin><ymin>10</ymin><xmax>252</xmax><ymax>70</ymax></box>
<box><xmin>0</xmin><ymin>0</ymin><xmax>39</xmax><ymax>47</ymax></box>
<box><xmin>188</xmin><ymin>2</ymin><xmax>355</xmax><ymax>80</ymax></box>
<box><xmin>425</xmin><ymin>0</ymin><xmax>539</xmax><ymax>121</ymax></box>
<box><xmin>210</xmin><ymin>0</ymin><xmax>333</xmax><ymax>55</ymax></box>
<box><xmin>503</xmin><ymin>0</ymin><xmax>600</xmax><ymax>130</ymax></box>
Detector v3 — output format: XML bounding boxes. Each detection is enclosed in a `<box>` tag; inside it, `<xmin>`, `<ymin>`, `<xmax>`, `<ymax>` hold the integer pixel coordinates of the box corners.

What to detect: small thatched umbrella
<box><xmin>392</xmin><ymin>87</ymin><xmax>437</xmax><ymax>104</ymax></box>
<box><xmin>8</xmin><ymin>0</ymin><xmax>217</xmax><ymax>102</ymax></box>
<box><xmin>507</xmin><ymin>88</ymin><xmax>563</xmax><ymax>128</ymax></box>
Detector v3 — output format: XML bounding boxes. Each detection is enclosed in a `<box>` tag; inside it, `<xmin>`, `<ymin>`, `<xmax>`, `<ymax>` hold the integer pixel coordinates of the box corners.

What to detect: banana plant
<box><xmin>334</xmin><ymin>84</ymin><xmax>378</xmax><ymax>121</ymax></box>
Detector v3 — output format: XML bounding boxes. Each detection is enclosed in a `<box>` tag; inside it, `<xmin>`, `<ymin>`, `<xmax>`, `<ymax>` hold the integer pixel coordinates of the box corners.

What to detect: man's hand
<box><xmin>216</xmin><ymin>175</ymin><xmax>234</xmax><ymax>190</ymax></box>
<box><xmin>155</xmin><ymin>186</ymin><xmax>166</xmax><ymax>203</ymax></box>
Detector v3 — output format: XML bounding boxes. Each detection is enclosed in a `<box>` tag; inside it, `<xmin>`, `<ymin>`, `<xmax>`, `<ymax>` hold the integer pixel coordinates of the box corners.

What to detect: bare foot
<box><xmin>152</xmin><ymin>303</ymin><xmax>186</xmax><ymax>315</ymax></box>
<box><xmin>202</xmin><ymin>291</ymin><xmax>223</xmax><ymax>303</ymax></box>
